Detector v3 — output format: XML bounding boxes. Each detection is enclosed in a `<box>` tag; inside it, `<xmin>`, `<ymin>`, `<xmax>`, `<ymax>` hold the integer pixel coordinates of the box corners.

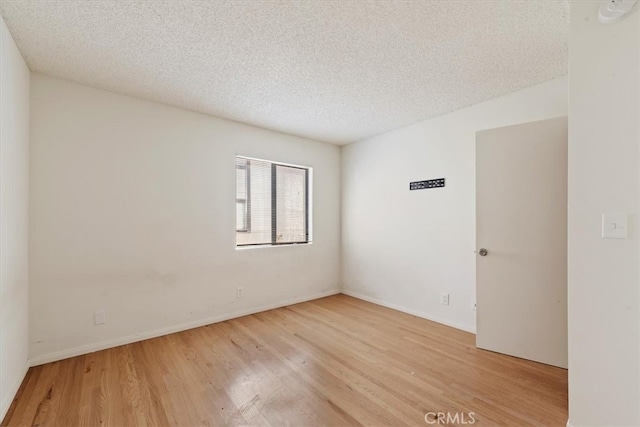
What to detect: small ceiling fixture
<box><xmin>598</xmin><ymin>0</ymin><xmax>638</xmax><ymax>24</ymax></box>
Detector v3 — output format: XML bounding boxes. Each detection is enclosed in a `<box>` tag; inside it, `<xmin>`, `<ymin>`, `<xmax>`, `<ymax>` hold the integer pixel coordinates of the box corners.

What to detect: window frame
<box><xmin>235</xmin><ymin>155</ymin><xmax>311</xmax><ymax>248</ymax></box>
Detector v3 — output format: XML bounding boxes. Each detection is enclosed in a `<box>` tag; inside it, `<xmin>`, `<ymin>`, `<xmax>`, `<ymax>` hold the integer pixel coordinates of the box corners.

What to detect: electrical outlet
<box><xmin>440</xmin><ymin>293</ymin><xmax>450</xmax><ymax>306</ymax></box>
<box><xmin>94</xmin><ymin>310</ymin><xmax>106</xmax><ymax>325</ymax></box>
<box><xmin>236</xmin><ymin>287</ymin><xmax>244</xmax><ymax>299</ymax></box>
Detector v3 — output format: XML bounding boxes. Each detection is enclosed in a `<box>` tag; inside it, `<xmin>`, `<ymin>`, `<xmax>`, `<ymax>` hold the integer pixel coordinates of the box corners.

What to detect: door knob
<box><xmin>478</xmin><ymin>248</ymin><xmax>488</xmax><ymax>256</ymax></box>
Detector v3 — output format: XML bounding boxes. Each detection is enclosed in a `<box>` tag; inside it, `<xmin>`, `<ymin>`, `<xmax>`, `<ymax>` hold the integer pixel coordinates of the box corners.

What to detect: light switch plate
<box><xmin>602</xmin><ymin>213</ymin><xmax>628</xmax><ymax>239</ymax></box>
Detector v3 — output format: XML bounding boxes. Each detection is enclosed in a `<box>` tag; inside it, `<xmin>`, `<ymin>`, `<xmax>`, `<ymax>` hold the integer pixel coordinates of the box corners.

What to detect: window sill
<box><xmin>235</xmin><ymin>242</ymin><xmax>313</xmax><ymax>251</ymax></box>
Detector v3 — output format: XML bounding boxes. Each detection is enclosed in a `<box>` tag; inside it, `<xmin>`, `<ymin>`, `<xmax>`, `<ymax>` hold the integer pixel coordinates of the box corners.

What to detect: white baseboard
<box><xmin>566</xmin><ymin>420</ymin><xmax>573</xmax><ymax>427</ymax></box>
<box><xmin>29</xmin><ymin>288</ymin><xmax>476</xmax><ymax>367</ymax></box>
<box><xmin>0</xmin><ymin>361</ymin><xmax>29</xmax><ymax>422</ymax></box>
<box><xmin>29</xmin><ymin>289</ymin><xmax>340</xmax><ymax>367</ymax></box>
<box><xmin>341</xmin><ymin>290</ymin><xmax>476</xmax><ymax>334</ymax></box>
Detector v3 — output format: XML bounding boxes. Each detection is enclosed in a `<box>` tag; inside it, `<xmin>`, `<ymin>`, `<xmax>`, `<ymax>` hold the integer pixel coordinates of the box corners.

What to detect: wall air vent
<box><xmin>409</xmin><ymin>178</ymin><xmax>445</xmax><ymax>191</ymax></box>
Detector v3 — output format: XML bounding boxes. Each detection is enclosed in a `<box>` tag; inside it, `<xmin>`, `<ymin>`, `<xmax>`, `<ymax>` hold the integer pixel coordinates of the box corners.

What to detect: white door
<box><xmin>476</xmin><ymin>117</ymin><xmax>568</xmax><ymax>368</ymax></box>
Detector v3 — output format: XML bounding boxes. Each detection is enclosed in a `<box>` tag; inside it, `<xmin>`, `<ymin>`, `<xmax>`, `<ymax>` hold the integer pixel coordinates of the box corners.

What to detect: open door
<box><xmin>476</xmin><ymin>117</ymin><xmax>568</xmax><ymax>368</ymax></box>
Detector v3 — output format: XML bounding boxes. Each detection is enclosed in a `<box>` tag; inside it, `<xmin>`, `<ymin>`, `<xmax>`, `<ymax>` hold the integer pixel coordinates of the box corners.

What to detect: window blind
<box><xmin>236</xmin><ymin>157</ymin><xmax>309</xmax><ymax>246</ymax></box>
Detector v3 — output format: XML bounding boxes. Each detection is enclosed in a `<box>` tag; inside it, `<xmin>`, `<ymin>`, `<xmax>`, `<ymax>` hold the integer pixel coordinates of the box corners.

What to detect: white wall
<box><xmin>29</xmin><ymin>74</ymin><xmax>341</xmax><ymax>364</ymax></box>
<box><xmin>0</xmin><ymin>16</ymin><xmax>30</xmax><ymax>421</ymax></box>
<box><xmin>342</xmin><ymin>77</ymin><xmax>567</xmax><ymax>333</ymax></box>
<box><xmin>567</xmin><ymin>2</ymin><xmax>640</xmax><ymax>426</ymax></box>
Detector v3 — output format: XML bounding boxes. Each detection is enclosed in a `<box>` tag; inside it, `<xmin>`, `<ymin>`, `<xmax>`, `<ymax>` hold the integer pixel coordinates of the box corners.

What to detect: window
<box><xmin>235</xmin><ymin>156</ymin><xmax>310</xmax><ymax>247</ymax></box>
<box><xmin>235</xmin><ymin>158</ymin><xmax>249</xmax><ymax>232</ymax></box>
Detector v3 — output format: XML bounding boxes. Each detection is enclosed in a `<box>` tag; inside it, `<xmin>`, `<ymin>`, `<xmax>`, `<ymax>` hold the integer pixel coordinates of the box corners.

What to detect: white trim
<box><xmin>566</xmin><ymin>420</ymin><xmax>573</xmax><ymax>427</ymax></box>
<box><xmin>0</xmin><ymin>361</ymin><xmax>29</xmax><ymax>422</ymax></box>
<box><xmin>29</xmin><ymin>289</ymin><xmax>340</xmax><ymax>367</ymax></box>
<box><xmin>340</xmin><ymin>290</ymin><xmax>476</xmax><ymax>334</ymax></box>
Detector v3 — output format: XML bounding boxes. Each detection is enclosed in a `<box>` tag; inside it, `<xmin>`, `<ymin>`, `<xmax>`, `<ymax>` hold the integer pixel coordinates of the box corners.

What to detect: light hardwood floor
<box><xmin>3</xmin><ymin>294</ymin><xmax>567</xmax><ymax>426</ymax></box>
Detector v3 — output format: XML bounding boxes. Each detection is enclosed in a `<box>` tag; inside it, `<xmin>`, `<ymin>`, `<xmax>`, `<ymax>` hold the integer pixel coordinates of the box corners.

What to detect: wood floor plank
<box><xmin>2</xmin><ymin>295</ymin><xmax>568</xmax><ymax>426</ymax></box>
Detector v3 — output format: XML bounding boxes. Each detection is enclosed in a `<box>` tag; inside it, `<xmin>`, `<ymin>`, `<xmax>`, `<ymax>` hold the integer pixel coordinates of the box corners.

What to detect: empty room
<box><xmin>1</xmin><ymin>0</ymin><xmax>638</xmax><ymax>426</ymax></box>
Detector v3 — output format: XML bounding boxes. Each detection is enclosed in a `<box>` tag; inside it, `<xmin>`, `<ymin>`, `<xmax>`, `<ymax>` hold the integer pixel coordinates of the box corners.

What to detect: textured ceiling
<box><xmin>0</xmin><ymin>0</ymin><xmax>569</xmax><ymax>145</ymax></box>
